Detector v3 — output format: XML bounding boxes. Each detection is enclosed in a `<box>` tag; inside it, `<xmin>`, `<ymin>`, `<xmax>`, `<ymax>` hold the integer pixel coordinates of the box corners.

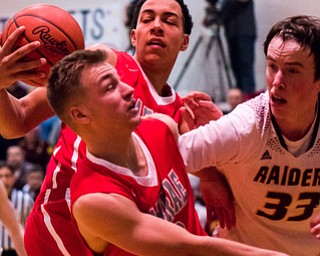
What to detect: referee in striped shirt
<box><xmin>0</xmin><ymin>161</ymin><xmax>33</xmax><ymax>256</ymax></box>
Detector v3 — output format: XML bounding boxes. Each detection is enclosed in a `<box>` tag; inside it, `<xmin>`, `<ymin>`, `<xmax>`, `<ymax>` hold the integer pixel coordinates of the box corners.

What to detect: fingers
<box><xmin>310</xmin><ymin>214</ymin><xmax>320</xmax><ymax>240</ymax></box>
<box><xmin>198</xmin><ymin>100</ymin><xmax>223</xmax><ymax>115</ymax></box>
<box><xmin>214</xmin><ymin>207</ymin><xmax>236</xmax><ymax>231</ymax></box>
<box><xmin>184</xmin><ymin>103</ymin><xmax>195</xmax><ymax>120</ymax></box>
<box><xmin>179</xmin><ymin>106</ymin><xmax>195</xmax><ymax>133</ymax></box>
<box><xmin>187</xmin><ymin>90</ymin><xmax>212</xmax><ymax>101</ymax></box>
<box><xmin>206</xmin><ymin>206</ymin><xmax>226</xmax><ymax>229</ymax></box>
<box><xmin>181</xmin><ymin>95</ymin><xmax>199</xmax><ymax>108</ymax></box>
<box><xmin>0</xmin><ymin>26</ymin><xmax>25</xmax><ymax>53</ymax></box>
<box><xmin>215</xmin><ymin>207</ymin><xmax>226</xmax><ymax>229</ymax></box>
<box><xmin>311</xmin><ymin>224</ymin><xmax>320</xmax><ymax>240</ymax></box>
<box><xmin>15</xmin><ymin>57</ymin><xmax>47</xmax><ymax>73</ymax></box>
<box><xmin>223</xmin><ymin>207</ymin><xmax>236</xmax><ymax>230</ymax></box>
<box><xmin>310</xmin><ymin>213</ymin><xmax>320</xmax><ymax>228</ymax></box>
<box><xmin>230</xmin><ymin>207</ymin><xmax>236</xmax><ymax>228</ymax></box>
<box><xmin>5</xmin><ymin>41</ymin><xmax>42</xmax><ymax>65</ymax></box>
<box><xmin>181</xmin><ymin>90</ymin><xmax>212</xmax><ymax>108</ymax></box>
<box><xmin>206</xmin><ymin>206</ymin><xmax>216</xmax><ymax>224</ymax></box>
<box><xmin>206</xmin><ymin>204</ymin><xmax>236</xmax><ymax>231</ymax></box>
<box><xmin>0</xmin><ymin>26</ymin><xmax>47</xmax><ymax>88</ymax></box>
<box><xmin>0</xmin><ymin>55</ymin><xmax>47</xmax><ymax>85</ymax></box>
<box><xmin>18</xmin><ymin>71</ymin><xmax>47</xmax><ymax>84</ymax></box>
<box><xmin>1</xmin><ymin>26</ymin><xmax>43</xmax><ymax>65</ymax></box>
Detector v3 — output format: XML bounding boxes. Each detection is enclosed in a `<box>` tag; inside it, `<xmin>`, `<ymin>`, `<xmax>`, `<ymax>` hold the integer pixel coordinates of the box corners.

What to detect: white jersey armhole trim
<box><xmin>86</xmin><ymin>132</ymin><xmax>158</xmax><ymax>187</ymax></box>
<box><xmin>132</xmin><ymin>58</ymin><xmax>176</xmax><ymax>105</ymax></box>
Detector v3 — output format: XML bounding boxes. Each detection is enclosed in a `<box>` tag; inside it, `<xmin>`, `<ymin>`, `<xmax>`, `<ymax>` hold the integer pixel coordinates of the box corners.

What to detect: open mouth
<box><xmin>272</xmin><ymin>95</ymin><xmax>287</xmax><ymax>104</ymax></box>
<box><xmin>147</xmin><ymin>39</ymin><xmax>165</xmax><ymax>47</ymax></box>
<box><xmin>129</xmin><ymin>99</ymin><xmax>136</xmax><ymax>110</ymax></box>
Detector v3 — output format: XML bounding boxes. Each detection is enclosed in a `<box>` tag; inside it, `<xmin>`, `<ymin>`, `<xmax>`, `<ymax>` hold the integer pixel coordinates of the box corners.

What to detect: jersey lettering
<box><xmin>135</xmin><ymin>98</ymin><xmax>154</xmax><ymax>117</ymax></box>
<box><xmin>254</xmin><ymin>166</ymin><xmax>320</xmax><ymax>186</ymax></box>
<box><xmin>149</xmin><ymin>170</ymin><xmax>188</xmax><ymax>222</ymax></box>
<box><xmin>149</xmin><ymin>189</ymin><xmax>174</xmax><ymax>221</ymax></box>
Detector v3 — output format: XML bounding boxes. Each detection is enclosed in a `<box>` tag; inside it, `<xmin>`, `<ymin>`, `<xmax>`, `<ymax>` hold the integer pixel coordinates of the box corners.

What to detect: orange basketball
<box><xmin>1</xmin><ymin>4</ymin><xmax>85</xmax><ymax>86</ymax></box>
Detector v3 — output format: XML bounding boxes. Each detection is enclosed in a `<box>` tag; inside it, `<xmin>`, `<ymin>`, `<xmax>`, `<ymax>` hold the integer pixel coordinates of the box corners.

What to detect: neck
<box><xmin>136</xmin><ymin>58</ymin><xmax>174</xmax><ymax>95</ymax></box>
<box><xmin>275</xmin><ymin>104</ymin><xmax>318</xmax><ymax>141</ymax></box>
<box><xmin>144</xmin><ymin>68</ymin><xmax>171</xmax><ymax>95</ymax></box>
<box><xmin>86</xmin><ymin>133</ymin><xmax>147</xmax><ymax>176</ymax></box>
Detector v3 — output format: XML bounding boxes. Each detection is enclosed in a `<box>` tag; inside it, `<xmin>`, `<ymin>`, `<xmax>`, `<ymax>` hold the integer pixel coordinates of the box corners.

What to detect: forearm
<box><xmin>6</xmin><ymin>218</ymin><xmax>26</xmax><ymax>256</ymax></box>
<box><xmin>0</xmin><ymin>184</ymin><xmax>26</xmax><ymax>255</ymax></box>
<box><xmin>124</xmin><ymin>214</ymin><xmax>285</xmax><ymax>256</ymax></box>
<box><xmin>75</xmin><ymin>194</ymin><xmax>287</xmax><ymax>256</ymax></box>
<box><xmin>0</xmin><ymin>88</ymin><xmax>25</xmax><ymax>137</ymax></box>
<box><xmin>0</xmin><ymin>87</ymin><xmax>54</xmax><ymax>138</ymax></box>
<box><xmin>190</xmin><ymin>236</ymin><xmax>287</xmax><ymax>256</ymax></box>
<box><xmin>7</xmin><ymin>225</ymin><xmax>26</xmax><ymax>256</ymax></box>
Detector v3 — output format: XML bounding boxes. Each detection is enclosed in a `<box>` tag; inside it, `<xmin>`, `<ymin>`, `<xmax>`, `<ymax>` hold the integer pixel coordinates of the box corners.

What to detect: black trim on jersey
<box><xmin>270</xmin><ymin>94</ymin><xmax>319</xmax><ymax>152</ymax></box>
<box><xmin>271</xmin><ymin>113</ymin><xmax>288</xmax><ymax>150</ymax></box>
<box><xmin>309</xmin><ymin>94</ymin><xmax>320</xmax><ymax>151</ymax></box>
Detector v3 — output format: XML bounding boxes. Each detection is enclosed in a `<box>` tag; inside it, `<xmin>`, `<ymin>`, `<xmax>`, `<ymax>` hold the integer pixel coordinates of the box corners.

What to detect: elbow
<box><xmin>0</xmin><ymin>127</ymin><xmax>29</xmax><ymax>139</ymax></box>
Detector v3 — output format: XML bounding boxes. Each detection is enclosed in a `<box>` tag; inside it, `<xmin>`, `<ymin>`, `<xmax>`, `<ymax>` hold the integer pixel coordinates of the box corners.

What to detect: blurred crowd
<box><xmin>0</xmin><ymin>82</ymin><xmax>60</xmax><ymax>202</ymax></box>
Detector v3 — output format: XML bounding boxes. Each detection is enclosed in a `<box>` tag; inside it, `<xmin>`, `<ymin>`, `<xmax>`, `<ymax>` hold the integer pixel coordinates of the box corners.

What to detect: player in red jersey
<box><xmin>0</xmin><ymin>1</ymin><xmax>232</xmax><ymax>255</ymax></box>
<box><xmin>46</xmin><ymin>48</ymin><xmax>288</xmax><ymax>256</ymax></box>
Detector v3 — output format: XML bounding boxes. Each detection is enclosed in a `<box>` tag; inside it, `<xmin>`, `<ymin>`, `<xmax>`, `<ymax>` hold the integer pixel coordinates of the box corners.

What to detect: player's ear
<box><xmin>180</xmin><ymin>34</ymin><xmax>189</xmax><ymax>51</ymax></box>
<box><xmin>69</xmin><ymin>106</ymin><xmax>89</xmax><ymax>124</ymax></box>
<box><xmin>130</xmin><ymin>29</ymin><xmax>137</xmax><ymax>48</ymax></box>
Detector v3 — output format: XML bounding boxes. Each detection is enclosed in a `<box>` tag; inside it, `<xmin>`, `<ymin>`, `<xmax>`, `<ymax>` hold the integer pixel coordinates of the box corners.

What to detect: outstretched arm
<box><xmin>0</xmin><ymin>182</ymin><xmax>26</xmax><ymax>256</ymax></box>
<box><xmin>73</xmin><ymin>193</ymin><xmax>288</xmax><ymax>256</ymax></box>
<box><xmin>0</xmin><ymin>26</ymin><xmax>54</xmax><ymax>138</ymax></box>
<box><xmin>180</xmin><ymin>91</ymin><xmax>235</xmax><ymax>230</ymax></box>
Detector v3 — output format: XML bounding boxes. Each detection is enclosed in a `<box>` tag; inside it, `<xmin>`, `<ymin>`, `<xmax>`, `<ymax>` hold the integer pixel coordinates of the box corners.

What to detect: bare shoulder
<box><xmin>73</xmin><ymin>193</ymin><xmax>135</xmax><ymax>214</ymax></box>
<box><xmin>73</xmin><ymin>193</ymin><xmax>110</xmax><ymax>214</ymax></box>
<box><xmin>72</xmin><ymin>193</ymin><xmax>138</xmax><ymax>231</ymax></box>
<box><xmin>72</xmin><ymin>193</ymin><xmax>136</xmax><ymax>253</ymax></box>
<box><xmin>86</xmin><ymin>43</ymin><xmax>117</xmax><ymax>66</ymax></box>
<box><xmin>143</xmin><ymin>113</ymin><xmax>179</xmax><ymax>142</ymax></box>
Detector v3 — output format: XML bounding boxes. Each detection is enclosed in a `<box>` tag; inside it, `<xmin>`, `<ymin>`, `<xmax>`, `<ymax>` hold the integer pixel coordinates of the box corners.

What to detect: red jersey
<box><xmin>71</xmin><ymin>118</ymin><xmax>206</xmax><ymax>256</ymax></box>
<box><xmin>24</xmin><ymin>50</ymin><xmax>184</xmax><ymax>256</ymax></box>
<box><xmin>114</xmin><ymin>50</ymin><xmax>183</xmax><ymax>123</ymax></box>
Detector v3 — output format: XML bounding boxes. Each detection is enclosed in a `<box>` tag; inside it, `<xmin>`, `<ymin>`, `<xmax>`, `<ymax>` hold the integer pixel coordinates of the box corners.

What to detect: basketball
<box><xmin>1</xmin><ymin>4</ymin><xmax>85</xmax><ymax>86</ymax></box>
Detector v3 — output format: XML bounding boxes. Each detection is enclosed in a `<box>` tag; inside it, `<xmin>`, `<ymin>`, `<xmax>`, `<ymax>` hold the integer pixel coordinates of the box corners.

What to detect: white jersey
<box><xmin>179</xmin><ymin>92</ymin><xmax>320</xmax><ymax>256</ymax></box>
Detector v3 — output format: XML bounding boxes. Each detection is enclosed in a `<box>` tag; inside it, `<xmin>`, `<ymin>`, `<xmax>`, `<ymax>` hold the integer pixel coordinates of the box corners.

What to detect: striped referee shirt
<box><xmin>0</xmin><ymin>189</ymin><xmax>33</xmax><ymax>250</ymax></box>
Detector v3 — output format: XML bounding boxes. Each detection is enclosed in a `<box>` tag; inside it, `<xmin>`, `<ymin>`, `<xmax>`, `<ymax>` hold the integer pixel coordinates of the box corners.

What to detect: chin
<box><xmin>271</xmin><ymin>108</ymin><xmax>288</xmax><ymax>122</ymax></box>
<box><xmin>131</xmin><ymin>116</ymin><xmax>141</xmax><ymax>127</ymax></box>
<box><xmin>135</xmin><ymin>116</ymin><xmax>142</xmax><ymax>125</ymax></box>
